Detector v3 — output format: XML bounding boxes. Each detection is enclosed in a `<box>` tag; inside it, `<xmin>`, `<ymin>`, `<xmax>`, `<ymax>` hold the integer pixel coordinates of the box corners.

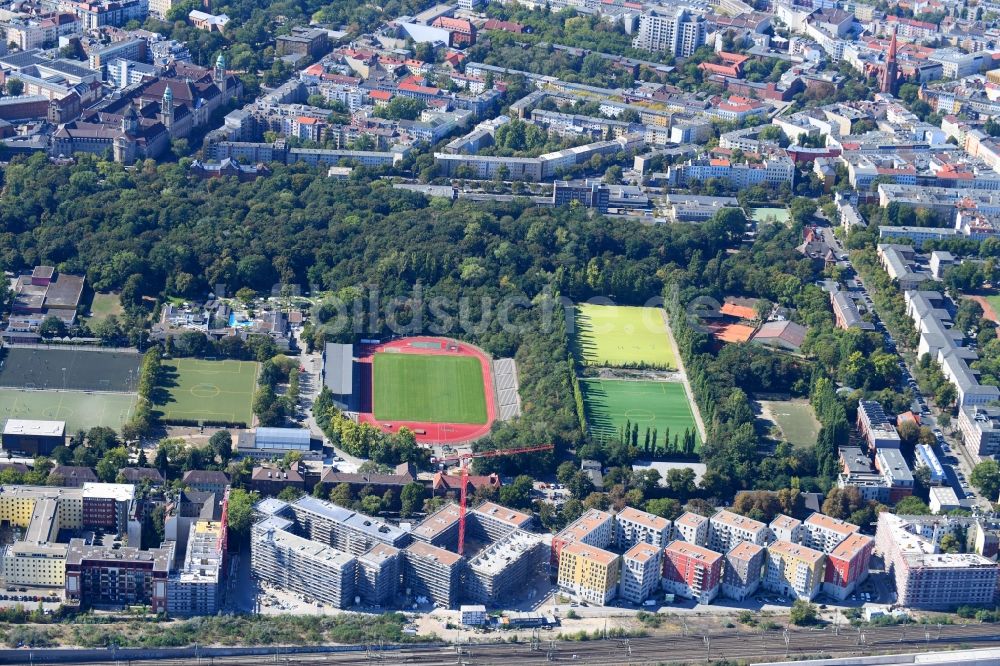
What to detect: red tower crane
<box><xmin>435</xmin><ymin>443</ymin><xmax>554</xmax><ymax>556</ymax></box>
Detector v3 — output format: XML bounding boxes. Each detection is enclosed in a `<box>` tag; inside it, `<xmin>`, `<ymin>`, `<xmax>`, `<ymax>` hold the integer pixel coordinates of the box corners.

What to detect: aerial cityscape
<box><xmin>4</xmin><ymin>0</ymin><xmax>1000</xmax><ymax>662</ymax></box>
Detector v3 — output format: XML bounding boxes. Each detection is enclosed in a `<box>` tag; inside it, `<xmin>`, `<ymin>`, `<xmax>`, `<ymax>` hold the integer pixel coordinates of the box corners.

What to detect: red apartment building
<box><xmin>662</xmin><ymin>540</ymin><xmax>723</xmax><ymax>604</ymax></box>
<box><xmin>822</xmin><ymin>533</ymin><xmax>874</xmax><ymax>601</ymax></box>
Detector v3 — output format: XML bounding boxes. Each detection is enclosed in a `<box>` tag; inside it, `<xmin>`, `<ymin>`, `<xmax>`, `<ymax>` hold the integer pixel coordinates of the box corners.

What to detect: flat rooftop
<box><xmin>768</xmin><ymin>539</ymin><xmax>824</xmax><ymax>565</ymax></box>
<box><xmin>2</xmin><ymin>419</ymin><xmax>65</xmax><ymax>437</ymax></box>
<box><xmin>562</xmin><ymin>540</ymin><xmax>619</xmax><ymax>566</ymax></box>
<box><xmin>405</xmin><ymin>539</ymin><xmax>462</xmax><ymax>567</ymax></box>
<box><xmin>473</xmin><ymin>501</ymin><xmax>532</xmax><ymax>528</ymax></box>
<box><xmin>467</xmin><ymin>529</ymin><xmax>543</xmax><ymax>576</ymax></box>
<box><xmin>411</xmin><ymin>503</ymin><xmax>461</xmax><ymax>541</ymax></box>
<box><xmin>665</xmin><ymin>540</ymin><xmax>722</xmax><ymax>564</ymax></box>
<box><xmin>623</xmin><ymin>541</ymin><xmax>661</xmax><ymax>564</ymax></box>
<box><xmin>617</xmin><ymin>506</ymin><xmax>670</xmax><ymax>531</ymax></box>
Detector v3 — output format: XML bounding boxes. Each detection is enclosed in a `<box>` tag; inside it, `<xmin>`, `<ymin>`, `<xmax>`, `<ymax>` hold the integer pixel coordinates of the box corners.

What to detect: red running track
<box><xmin>356</xmin><ymin>336</ymin><xmax>497</xmax><ymax>445</ymax></box>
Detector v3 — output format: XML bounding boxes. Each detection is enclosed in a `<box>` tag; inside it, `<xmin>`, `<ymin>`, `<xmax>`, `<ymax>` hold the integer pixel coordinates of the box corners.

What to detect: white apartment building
<box><xmin>618</xmin><ymin>542</ymin><xmax>662</xmax><ymax>604</ymax></box>
<box><xmin>673</xmin><ymin>512</ymin><xmax>709</xmax><ymax>547</ymax></box>
<box><xmin>708</xmin><ymin>509</ymin><xmax>768</xmax><ymax>553</ymax></box>
<box><xmin>769</xmin><ymin>514</ymin><xmax>803</xmax><ymax>544</ymax></box>
<box><xmin>802</xmin><ymin>513</ymin><xmax>859</xmax><ymax>554</ymax></box>
<box><xmin>631</xmin><ymin>9</ymin><xmax>706</xmax><ymax>57</ymax></box>
<box><xmin>616</xmin><ymin>506</ymin><xmax>671</xmax><ymax>550</ymax></box>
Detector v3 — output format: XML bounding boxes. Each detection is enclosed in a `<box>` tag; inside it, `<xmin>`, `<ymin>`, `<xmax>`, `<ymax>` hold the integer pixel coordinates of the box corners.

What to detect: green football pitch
<box><xmin>580</xmin><ymin>378</ymin><xmax>700</xmax><ymax>450</ymax></box>
<box><xmin>373</xmin><ymin>353</ymin><xmax>487</xmax><ymax>424</ymax></box>
<box><xmin>573</xmin><ymin>303</ymin><xmax>676</xmax><ymax>369</ymax></box>
<box><xmin>157</xmin><ymin>358</ymin><xmax>258</xmax><ymax>424</ymax></box>
<box><xmin>0</xmin><ymin>388</ymin><xmax>136</xmax><ymax>433</ymax></box>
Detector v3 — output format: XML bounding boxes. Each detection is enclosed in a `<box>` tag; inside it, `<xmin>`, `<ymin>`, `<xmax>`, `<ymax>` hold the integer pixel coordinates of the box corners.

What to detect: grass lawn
<box><xmin>985</xmin><ymin>294</ymin><xmax>1000</xmax><ymax>322</ymax></box>
<box><xmin>580</xmin><ymin>378</ymin><xmax>700</xmax><ymax>451</ymax></box>
<box><xmin>750</xmin><ymin>207</ymin><xmax>790</xmax><ymax>225</ymax></box>
<box><xmin>0</xmin><ymin>388</ymin><xmax>136</xmax><ymax>433</ymax></box>
<box><xmin>760</xmin><ymin>399</ymin><xmax>821</xmax><ymax>447</ymax></box>
<box><xmin>373</xmin><ymin>353</ymin><xmax>487</xmax><ymax>424</ymax></box>
<box><xmin>572</xmin><ymin>303</ymin><xmax>676</xmax><ymax>369</ymax></box>
<box><xmin>156</xmin><ymin>358</ymin><xmax>258</xmax><ymax>424</ymax></box>
<box><xmin>84</xmin><ymin>293</ymin><xmax>123</xmax><ymax>323</ymax></box>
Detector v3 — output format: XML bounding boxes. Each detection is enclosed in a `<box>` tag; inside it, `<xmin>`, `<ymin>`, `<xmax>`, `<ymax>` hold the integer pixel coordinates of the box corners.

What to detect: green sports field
<box><xmin>760</xmin><ymin>399</ymin><xmax>820</xmax><ymax>448</ymax></box>
<box><xmin>0</xmin><ymin>388</ymin><xmax>136</xmax><ymax>433</ymax></box>
<box><xmin>156</xmin><ymin>358</ymin><xmax>258</xmax><ymax>424</ymax></box>
<box><xmin>580</xmin><ymin>378</ymin><xmax>700</xmax><ymax>451</ymax></box>
<box><xmin>373</xmin><ymin>353</ymin><xmax>487</xmax><ymax>424</ymax></box>
<box><xmin>573</xmin><ymin>303</ymin><xmax>676</xmax><ymax>369</ymax></box>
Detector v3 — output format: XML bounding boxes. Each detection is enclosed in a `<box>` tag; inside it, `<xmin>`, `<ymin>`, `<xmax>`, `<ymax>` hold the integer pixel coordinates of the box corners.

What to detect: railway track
<box><xmin>37</xmin><ymin>622</ymin><xmax>1000</xmax><ymax>666</ymax></box>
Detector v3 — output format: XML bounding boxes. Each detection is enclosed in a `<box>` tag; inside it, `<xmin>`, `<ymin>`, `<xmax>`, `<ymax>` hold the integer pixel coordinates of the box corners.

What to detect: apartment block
<box><xmin>403</xmin><ymin>541</ymin><xmax>463</xmax><ymax>609</ymax></box>
<box><xmin>662</xmin><ymin>540</ymin><xmax>722</xmax><ymax>604</ymax></box>
<box><xmin>65</xmin><ymin>538</ymin><xmax>174</xmax><ymax>612</ymax></box>
<box><xmin>289</xmin><ymin>495</ymin><xmax>410</xmax><ymax>555</ymax></box>
<box><xmin>769</xmin><ymin>514</ymin><xmax>803</xmax><ymax>544</ymax></box>
<box><xmin>709</xmin><ymin>509</ymin><xmax>768</xmax><ymax>553</ymax></box>
<box><xmin>557</xmin><ymin>541</ymin><xmax>620</xmax><ymax>606</ymax></box>
<box><xmin>672</xmin><ymin>512</ymin><xmax>709</xmax><ymax>547</ymax></box>
<box><xmin>619</xmin><ymin>542</ymin><xmax>662</xmax><ymax>604</ymax></box>
<box><xmin>632</xmin><ymin>9</ymin><xmax>706</xmax><ymax>57</ymax></box>
<box><xmin>411</xmin><ymin>502</ymin><xmax>462</xmax><ymax>550</ymax></box>
<box><xmin>802</xmin><ymin>513</ymin><xmax>859</xmax><ymax>554</ymax></box>
<box><xmin>167</xmin><ymin>519</ymin><xmax>223</xmax><ymax>616</ymax></box>
<box><xmin>615</xmin><ymin>506</ymin><xmax>671</xmax><ymax>550</ymax></box>
<box><xmin>721</xmin><ymin>541</ymin><xmax>766</xmax><ymax>601</ymax></box>
<box><xmin>551</xmin><ymin>509</ymin><xmax>614</xmax><ymax>566</ymax></box>
<box><xmin>466</xmin><ymin>529</ymin><xmax>545</xmax><ymax>606</ymax></box>
<box><xmin>764</xmin><ymin>540</ymin><xmax>825</xmax><ymax>601</ymax></box>
<box><xmin>356</xmin><ymin>543</ymin><xmax>400</xmax><ymax>606</ymax></box>
<box><xmin>251</xmin><ymin>516</ymin><xmax>356</xmax><ymax>608</ymax></box>
<box><xmin>470</xmin><ymin>501</ymin><xmax>533</xmax><ymax>541</ymax></box>
<box><xmin>958</xmin><ymin>405</ymin><xmax>1000</xmax><ymax>457</ymax></box>
<box><xmin>856</xmin><ymin>400</ymin><xmax>901</xmax><ymax>453</ymax></box>
<box><xmin>822</xmin><ymin>532</ymin><xmax>873</xmax><ymax>601</ymax></box>
<box><xmin>876</xmin><ymin>513</ymin><xmax>1000</xmax><ymax>609</ymax></box>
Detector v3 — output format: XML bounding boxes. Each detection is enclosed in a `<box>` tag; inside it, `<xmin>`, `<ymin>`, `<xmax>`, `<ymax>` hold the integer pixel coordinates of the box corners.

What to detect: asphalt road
<box><xmin>26</xmin><ymin>622</ymin><xmax>1000</xmax><ymax>665</ymax></box>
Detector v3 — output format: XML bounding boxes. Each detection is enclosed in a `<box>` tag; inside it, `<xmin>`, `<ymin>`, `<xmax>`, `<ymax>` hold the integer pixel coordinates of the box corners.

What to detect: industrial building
<box><xmin>236</xmin><ymin>427</ymin><xmax>314</xmax><ymax>461</ymax></box>
<box><xmin>1</xmin><ymin>419</ymin><xmax>65</xmax><ymax>456</ymax></box>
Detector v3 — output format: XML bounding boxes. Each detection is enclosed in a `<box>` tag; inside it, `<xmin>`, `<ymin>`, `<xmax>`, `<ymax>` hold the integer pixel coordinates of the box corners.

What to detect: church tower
<box><xmin>162</xmin><ymin>85</ymin><xmax>174</xmax><ymax>131</ymax></box>
<box><xmin>881</xmin><ymin>29</ymin><xmax>899</xmax><ymax>95</ymax></box>
<box><xmin>214</xmin><ymin>53</ymin><xmax>227</xmax><ymax>95</ymax></box>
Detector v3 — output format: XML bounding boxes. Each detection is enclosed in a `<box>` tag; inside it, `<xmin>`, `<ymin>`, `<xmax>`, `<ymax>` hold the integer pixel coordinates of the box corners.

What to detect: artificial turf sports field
<box><xmin>373</xmin><ymin>353</ymin><xmax>487</xmax><ymax>424</ymax></box>
<box><xmin>0</xmin><ymin>388</ymin><xmax>136</xmax><ymax>433</ymax></box>
<box><xmin>573</xmin><ymin>303</ymin><xmax>676</xmax><ymax>369</ymax></box>
<box><xmin>580</xmin><ymin>378</ymin><xmax>700</xmax><ymax>450</ymax></box>
<box><xmin>156</xmin><ymin>358</ymin><xmax>258</xmax><ymax>424</ymax></box>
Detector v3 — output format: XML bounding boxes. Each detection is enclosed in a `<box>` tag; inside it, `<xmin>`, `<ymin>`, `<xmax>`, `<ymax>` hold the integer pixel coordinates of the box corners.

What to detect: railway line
<box><xmin>27</xmin><ymin>622</ymin><xmax>1000</xmax><ymax>666</ymax></box>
